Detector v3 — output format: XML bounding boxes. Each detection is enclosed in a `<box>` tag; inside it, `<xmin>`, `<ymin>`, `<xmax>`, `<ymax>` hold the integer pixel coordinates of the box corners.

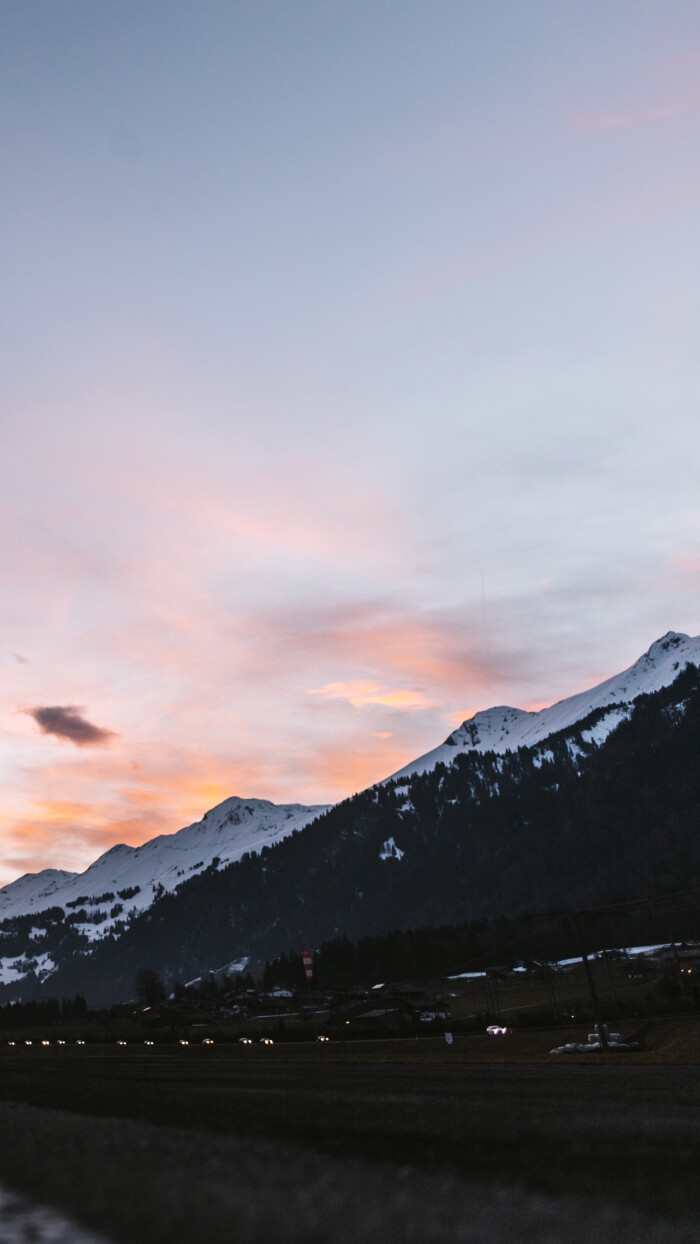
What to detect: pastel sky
<box><xmin>2</xmin><ymin>1</ymin><xmax>700</xmax><ymax>886</ymax></box>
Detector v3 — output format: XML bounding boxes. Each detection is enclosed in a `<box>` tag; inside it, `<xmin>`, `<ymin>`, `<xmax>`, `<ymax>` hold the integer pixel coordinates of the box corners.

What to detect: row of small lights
<box><xmin>6</xmin><ymin>1037</ymin><xmax>212</xmax><ymax>1046</ymax></box>
<box><xmin>6</xmin><ymin>1039</ymin><xmax>83</xmax><ymax>1046</ymax></box>
<box><xmin>7</xmin><ymin>1035</ymin><xmax>331</xmax><ymax>1046</ymax></box>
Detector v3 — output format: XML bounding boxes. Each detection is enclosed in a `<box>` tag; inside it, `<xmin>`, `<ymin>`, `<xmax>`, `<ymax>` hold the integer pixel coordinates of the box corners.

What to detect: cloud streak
<box><xmin>308</xmin><ymin>680</ymin><xmax>436</xmax><ymax>711</ymax></box>
<box><xmin>25</xmin><ymin>706</ymin><xmax>117</xmax><ymax>748</ymax></box>
<box><xmin>574</xmin><ymin>94</ymin><xmax>700</xmax><ymax>133</ymax></box>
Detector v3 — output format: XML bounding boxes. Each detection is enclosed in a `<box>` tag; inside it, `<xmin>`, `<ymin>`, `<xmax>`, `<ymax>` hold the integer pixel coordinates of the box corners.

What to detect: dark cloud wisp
<box><xmin>27</xmin><ymin>705</ymin><xmax>116</xmax><ymax>747</ymax></box>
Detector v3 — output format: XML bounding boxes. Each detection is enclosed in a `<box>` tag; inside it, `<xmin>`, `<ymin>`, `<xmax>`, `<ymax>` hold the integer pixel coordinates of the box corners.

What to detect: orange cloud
<box><xmin>308</xmin><ymin>680</ymin><xmax>436</xmax><ymax>711</ymax></box>
<box><xmin>0</xmin><ymin>737</ymin><xmax>285</xmax><ymax>882</ymax></box>
<box><xmin>299</xmin><ymin>740</ymin><xmax>411</xmax><ymax>799</ymax></box>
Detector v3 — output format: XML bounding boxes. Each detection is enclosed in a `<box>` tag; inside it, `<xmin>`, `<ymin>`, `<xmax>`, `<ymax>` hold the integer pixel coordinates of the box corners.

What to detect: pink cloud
<box><xmin>360</xmin><ymin>242</ymin><xmax>532</xmax><ymax>323</ymax></box>
<box><xmin>669</xmin><ymin>553</ymin><xmax>700</xmax><ymax>579</ymax></box>
<box><xmin>231</xmin><ymin>600</ymin><xmax>514</xmax><ymax>713</ymax></box>
<box><xmin>574</xmin><ymin>95</ymin><xmax>698</xmax><ymax>133</ymax></box>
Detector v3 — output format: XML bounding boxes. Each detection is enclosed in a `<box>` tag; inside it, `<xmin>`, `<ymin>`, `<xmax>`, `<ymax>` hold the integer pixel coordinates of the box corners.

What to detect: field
<box><xmin>0</xmin><ymin>1016</ymin><xmax>698</xmax><ymax>1241</ymax></box>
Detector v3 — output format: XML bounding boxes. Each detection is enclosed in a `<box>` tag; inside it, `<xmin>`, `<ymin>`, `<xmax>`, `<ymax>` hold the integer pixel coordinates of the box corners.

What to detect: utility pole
<box><xmin>601</xmin><ymin>949</ymin><xmax>620</xmax><ymax>1016</ymax></box>
<box><xmin>486</xmin><ymin>970</ymin><xmax>502</xmax><ymax>1021</ymax></box>
<box><xmin>572</xmin><ymin>912</ymin><xmax>608</xmax><ymax>1050</ymax></box>
<box><xmin>544</xmin><ymin>963</ymin><xmax>558</xmax><ymax>1024</ymax></box>
<box><xmin>669</xmin><ymin>938</ymin><xmax>687</xmax><ymax>998</ymax></box>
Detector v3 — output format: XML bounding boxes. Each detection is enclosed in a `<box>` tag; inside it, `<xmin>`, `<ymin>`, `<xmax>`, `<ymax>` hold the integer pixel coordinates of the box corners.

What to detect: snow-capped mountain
<box><xmin>0</xmin><ymin>798</ymin><xmax>328</xmax><ymax>937</ymax></box>
<box><xmin>33</xmin><ymin>650</ymin><xmax>700</xmax><ymax>1006</ymax></box>
<box><xmin>389</xmin><ymin>631</ymin><xmax>700</xmax><ymax>780</ymax></box>
<box><xmin>3</xmin><ymin>631</ymin><xmax>698</xmax><ymax>936</ymax></box>
<box><xmin>0</xmin><ymin>869</ymin><xmax>78</xmax><ymax>918</ymax></box>
<box><xmin>1</xmin><ymin>630</ymin><xmax>699</xmax><ymax>1002</ymax></box>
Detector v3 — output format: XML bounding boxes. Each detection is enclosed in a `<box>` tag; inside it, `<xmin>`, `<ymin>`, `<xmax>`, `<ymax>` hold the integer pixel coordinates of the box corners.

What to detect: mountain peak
<box><xmin>387</xmin><ymin>631</ymin><xmax>700</xmax><ymax>781</ymax></box>
<box><xmin>0</xmin><ymin>795</ymin><xmax>329</xmax><ymax>938</ymax></box>
<box><xmin>644</xmin><ymin>632</ymin><xmax>688</xmax><ymax>658</ymax></box>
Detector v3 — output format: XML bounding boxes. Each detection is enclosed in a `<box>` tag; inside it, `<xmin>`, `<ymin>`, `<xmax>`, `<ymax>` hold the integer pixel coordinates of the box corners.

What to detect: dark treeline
<box><xmin>4</xmin><ymin>661</ymin><xmax>700</xmax><ymax>1007</ymax></box>
<box><xmin>0</xmin><ymin>994</ymin><xmax>87</xmax><ymax>1029</ymax></box>
<box><xmin>262</xmin><ymin>889</ymin><xmax>700</xmax><ymax>991</ymax></box>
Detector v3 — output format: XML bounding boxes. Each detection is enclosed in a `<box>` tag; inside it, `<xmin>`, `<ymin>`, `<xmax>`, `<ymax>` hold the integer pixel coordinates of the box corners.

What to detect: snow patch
<box><xmin>580</xmin><ymin>704</ymin><xmax>632</xmax><ymax>746</ymax></box>
<box><xmin>379</xmin><ymin>837</ymin><xmax>405</xmax><ymax>861</ymax></box>
<box><xmin>532</xmin><ymin>749</ymin><xmax>554</xmax><ymax>769</ymax></box>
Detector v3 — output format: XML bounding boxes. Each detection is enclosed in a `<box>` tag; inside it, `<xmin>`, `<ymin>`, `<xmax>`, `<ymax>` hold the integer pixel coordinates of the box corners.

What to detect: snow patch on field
<box><xmin>0</xmin><ymin>1181</ymin><xmax>109</xmax><ymax>1242</ymax></box>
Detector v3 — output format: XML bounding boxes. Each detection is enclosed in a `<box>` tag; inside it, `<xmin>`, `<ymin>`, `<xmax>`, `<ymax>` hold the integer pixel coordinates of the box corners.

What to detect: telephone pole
<box><xmin>572</xmin><ymin>912</ymin><xmax>608</xmax><ymax>1050</ymax></box>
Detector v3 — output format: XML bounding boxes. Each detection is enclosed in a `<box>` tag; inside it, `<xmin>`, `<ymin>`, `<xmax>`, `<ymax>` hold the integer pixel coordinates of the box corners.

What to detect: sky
<box><xmin>2</xmin><ymin>0</ymin><xmax>700</xmax><ymax>885</ymax></box>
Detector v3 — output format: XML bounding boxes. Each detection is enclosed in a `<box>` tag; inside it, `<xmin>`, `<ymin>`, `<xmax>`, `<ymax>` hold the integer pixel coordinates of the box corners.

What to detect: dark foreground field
<box><xmin>0</xmin><ymin>1026</ymin><xmax>698</xmax><ymax>1242</ymax></box>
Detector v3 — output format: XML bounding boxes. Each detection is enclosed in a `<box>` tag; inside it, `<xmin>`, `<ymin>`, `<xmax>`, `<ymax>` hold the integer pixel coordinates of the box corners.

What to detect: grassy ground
<box><xmin>2</xmin><ymin>1099</ymin><xmax>698</xmax><ymax>1244</ymax></box>
<box><xmin>0</xmin><ymin>1017</ymin><xmax>697</xmax><ymax>1241</ymax></box>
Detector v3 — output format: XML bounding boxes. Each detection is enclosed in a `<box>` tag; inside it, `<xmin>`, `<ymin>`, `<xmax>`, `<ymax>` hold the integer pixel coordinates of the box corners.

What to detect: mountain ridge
<box><xmin>15</xmin><ymin>657</ymin><xmax>700</xmax><ymax>1006</ymax></box>
<box><xmin>388</xmin><ymin>631</ymin><xmax>699</xmax><ymax>778</ymax></box>
<box><xmin>2</xmin><ymin>630</ymin><xmax>698</xmax><ymax>1002</ymax></box>
<box><xmin>0</xmin><ymin>798</ymin><xmax>328</xmax><ymax>938</ymax></box>
<box><xmin>3</xmin><ymin>631</ymin><xmax>698</xmax><ymax>934</ymax></box>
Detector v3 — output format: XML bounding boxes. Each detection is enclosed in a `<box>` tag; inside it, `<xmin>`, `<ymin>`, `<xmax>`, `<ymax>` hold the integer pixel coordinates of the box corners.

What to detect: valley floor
<box><xmin>0</xmin><ymin>1028</ymin><xmax>697</xmax><ymax>1242</ymax></box>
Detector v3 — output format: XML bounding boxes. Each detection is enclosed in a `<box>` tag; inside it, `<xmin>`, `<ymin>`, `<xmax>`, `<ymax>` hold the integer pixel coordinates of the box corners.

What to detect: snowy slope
<box><xmin>388</xmin><ymin>632</ymin><xmax>700</xmax><ymax>781</ymax></box>
<box><xmin>0</xmin><ymin>869</ymin><xmax>78</xmax><ymax>918</ymax></box>
<box><xmin>0</xmin><ymin>797</ymin><xmax>328</xmax><ymax>936</ymax></box>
